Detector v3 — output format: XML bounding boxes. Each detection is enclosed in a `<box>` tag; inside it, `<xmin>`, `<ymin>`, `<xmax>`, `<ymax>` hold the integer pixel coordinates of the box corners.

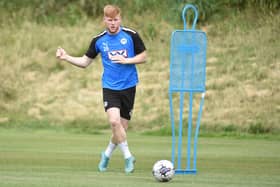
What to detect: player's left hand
<box><xmin>111</xmin><ymin>55</ymin><xmax>127</xmax><ymax>64</ymax></box>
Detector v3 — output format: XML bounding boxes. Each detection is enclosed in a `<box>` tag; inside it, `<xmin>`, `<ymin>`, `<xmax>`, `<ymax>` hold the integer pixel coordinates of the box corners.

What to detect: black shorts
<box><xmin>103</xmin><ymin>86</ymin><xmax>136</xmax><ymax>120</ymax></box>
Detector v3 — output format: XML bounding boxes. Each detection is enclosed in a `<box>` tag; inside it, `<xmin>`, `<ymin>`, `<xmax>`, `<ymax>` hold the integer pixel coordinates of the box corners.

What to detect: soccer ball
<box><xmin>152</xmin><ymin>160</ymin><xmax>175</xmax><ymax>182</ymax></box>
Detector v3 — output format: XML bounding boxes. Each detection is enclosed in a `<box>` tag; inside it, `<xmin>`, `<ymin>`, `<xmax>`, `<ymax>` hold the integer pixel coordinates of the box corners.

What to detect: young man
<box><xmin>56</xmin><ymin>5</ymin><xmax>146</xmax><ymax>173</ymax></box>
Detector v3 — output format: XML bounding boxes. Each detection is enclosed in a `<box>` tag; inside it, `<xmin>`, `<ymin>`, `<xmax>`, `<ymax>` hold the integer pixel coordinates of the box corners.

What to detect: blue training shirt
<box><xmin>85</xmin><ymin>27</ymin><xmax>146</xmax><ymax>90</ymax></box>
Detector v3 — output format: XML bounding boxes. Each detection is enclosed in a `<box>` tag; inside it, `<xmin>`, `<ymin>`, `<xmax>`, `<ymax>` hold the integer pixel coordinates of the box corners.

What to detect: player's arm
<box><xmin>111</xmin><ymin>50</ymin><xmax>147</xmax><ymax>65</ymax></box>
<box><xmin>56</xmin><ymin>47</ymin><xmax>93</xmax><ymax>68</ymax></box>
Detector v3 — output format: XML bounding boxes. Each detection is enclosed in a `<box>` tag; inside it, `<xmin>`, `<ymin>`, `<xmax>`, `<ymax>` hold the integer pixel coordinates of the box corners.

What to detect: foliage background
<box><xmin>0</xmin><ymin>0</ymin><xmax>279</xmax><ymax>135</ymax></box>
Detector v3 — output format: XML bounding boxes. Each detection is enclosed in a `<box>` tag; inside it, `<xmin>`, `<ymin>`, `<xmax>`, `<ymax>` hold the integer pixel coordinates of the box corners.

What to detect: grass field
<box><xmin>0</xmin><ymin>128</ymin><xmax>279</xmax><ymax>187</ymax></box>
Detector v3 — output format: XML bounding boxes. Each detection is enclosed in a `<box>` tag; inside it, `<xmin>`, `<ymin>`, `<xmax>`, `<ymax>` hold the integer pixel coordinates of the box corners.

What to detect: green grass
<box><xmin>0</xmin><ymin>128</ymin><xmax>279</xmax><ymax>187</ymax></box>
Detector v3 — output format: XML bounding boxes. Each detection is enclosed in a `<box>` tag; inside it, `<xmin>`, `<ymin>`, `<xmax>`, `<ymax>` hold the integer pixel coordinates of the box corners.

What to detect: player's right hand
<box><xmin>56</xmin><ymin>47</ymin><xmax>67</xmax><ymax>60</ymax></box>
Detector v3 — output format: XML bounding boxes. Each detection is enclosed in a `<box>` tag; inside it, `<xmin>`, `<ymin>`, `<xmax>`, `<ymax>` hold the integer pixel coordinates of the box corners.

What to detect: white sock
<box><xmin>104</xmin><ymin>141</ymin><xmax>117</xmax><ymax>158</ymax></box>
<box><xmin>118</xmin><ymin>141</ymin><xmax>132</xmax><ymax>159</ymax></box>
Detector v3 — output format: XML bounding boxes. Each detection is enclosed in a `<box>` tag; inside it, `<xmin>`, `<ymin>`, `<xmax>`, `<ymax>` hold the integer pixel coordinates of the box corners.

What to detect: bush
<box><xmin>1</xmin><ymin>0</ymin><xmax>278</xmax><ymax>25</ymax></box>
<box><xmin>248</xmin><ymin>122</ymin><xmax>272</xmax><ymax>134</ymax></box>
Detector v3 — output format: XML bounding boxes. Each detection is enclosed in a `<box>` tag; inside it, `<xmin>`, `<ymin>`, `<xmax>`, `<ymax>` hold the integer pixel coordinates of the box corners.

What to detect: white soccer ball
<box><xmin>152</xmin><ymin>160</ymin><xmax>175</xmax><ymax>182</ymax></box>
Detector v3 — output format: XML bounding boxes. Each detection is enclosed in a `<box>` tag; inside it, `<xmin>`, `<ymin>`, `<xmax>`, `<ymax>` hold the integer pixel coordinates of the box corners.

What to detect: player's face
<box><xmin>104</xmin><ymin>15</ymin><xmax>121</xmax><ymax>34</ymax></box>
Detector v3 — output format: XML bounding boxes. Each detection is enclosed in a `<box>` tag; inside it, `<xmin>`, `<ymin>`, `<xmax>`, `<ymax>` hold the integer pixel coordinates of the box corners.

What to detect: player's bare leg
<box><xmin>119</xmin><ymin>117</ymin><xmax>135</xmax><ymax>173</ymax></box>
<box><xmin>107</xmin><ymin>108</ymin><xmax>133</xmax><ymax>159</ymax></box>
<box><xmin>107</xmin><ymin>107</ymin><xmax>126</xmax><ymax>144</ymax></box>
<box><xmin>98</xmin><ymin>107</ymin><xmax>122</xmax><ymax>172</ymax></box>
<box><xmin>98</xmin><ymin>107</ymin><xmax>135</xmax><ymax>173</ymax></box>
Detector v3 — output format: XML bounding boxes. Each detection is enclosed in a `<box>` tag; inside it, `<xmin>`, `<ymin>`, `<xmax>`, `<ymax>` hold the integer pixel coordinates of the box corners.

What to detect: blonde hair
<box><xmin>103</xmin><ymin>5</ymin><xmax>121</xmax><ymax>18</ymax></box>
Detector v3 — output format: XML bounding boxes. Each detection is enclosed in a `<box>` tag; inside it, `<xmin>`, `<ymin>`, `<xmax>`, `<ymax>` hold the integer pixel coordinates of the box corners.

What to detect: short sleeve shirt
<box><xmin>85</xmin><ymin>27</ymin><xmax>146</xmax><ymax>90</ymax></box>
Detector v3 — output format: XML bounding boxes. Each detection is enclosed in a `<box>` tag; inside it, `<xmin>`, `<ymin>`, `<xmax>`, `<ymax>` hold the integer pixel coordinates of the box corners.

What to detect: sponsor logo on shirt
<box><xmin>108</xmin><ymin>49</ymin><xmax>128</xmax><ymax>60</ymax></box>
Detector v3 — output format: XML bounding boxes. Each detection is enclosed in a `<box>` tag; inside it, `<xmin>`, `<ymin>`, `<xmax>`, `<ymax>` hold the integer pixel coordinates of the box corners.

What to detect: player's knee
<box><xmin>110</xmin><ymin>118</ymin><xmax>121</xmax><ymax>128</ymax></box>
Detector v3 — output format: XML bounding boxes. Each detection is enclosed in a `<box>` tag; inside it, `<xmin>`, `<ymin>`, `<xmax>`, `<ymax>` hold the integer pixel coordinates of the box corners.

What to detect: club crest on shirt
<box><xmin>108</xmin><ymin>49</ymin><xmax>128</xmax><ymax>60</ymax></box>
<box><xmin>120</xmin><ymin>38</ymin><xmax>127</xmax><ymax>45</ymax></box>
